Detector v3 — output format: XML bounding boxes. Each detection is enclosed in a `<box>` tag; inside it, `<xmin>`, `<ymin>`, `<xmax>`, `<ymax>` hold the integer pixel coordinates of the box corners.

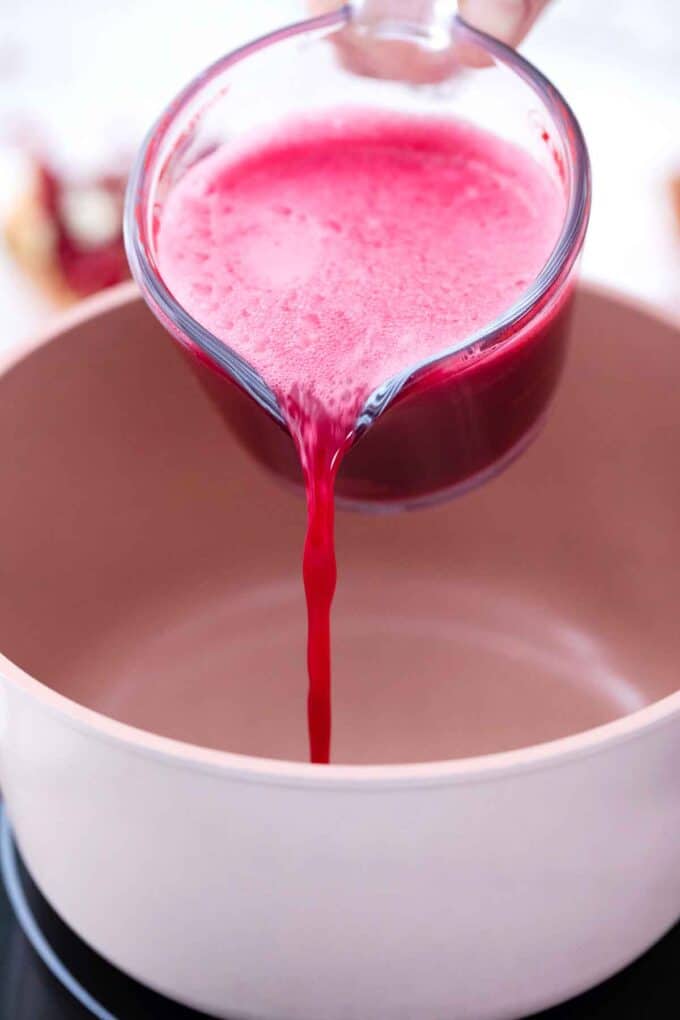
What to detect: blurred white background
<box><xmin>0</xmin><ymin>0</ymin><xmax>679</xmax><ymax>344</ymax></box>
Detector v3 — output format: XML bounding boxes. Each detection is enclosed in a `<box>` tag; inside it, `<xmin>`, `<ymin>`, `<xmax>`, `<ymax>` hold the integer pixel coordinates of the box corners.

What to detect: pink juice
<box><xmin>157</xmin><ymin>113</ymin><xmax>566</xmax><ymax>763</ymax></box>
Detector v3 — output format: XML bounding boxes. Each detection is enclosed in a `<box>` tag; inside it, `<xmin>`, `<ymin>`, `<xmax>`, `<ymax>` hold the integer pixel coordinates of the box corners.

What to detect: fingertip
<box><xmin>459</xmin><ymin>0</ymin><xmax>548</xmax><ymax>49</ymax></box>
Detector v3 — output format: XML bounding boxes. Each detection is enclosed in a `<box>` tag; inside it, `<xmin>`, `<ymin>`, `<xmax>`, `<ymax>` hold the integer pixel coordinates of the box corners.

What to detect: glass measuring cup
<box><xmin>125</xmin><ymin>1</ymin><xmax>590</xmax><ymax>510</ymax></box>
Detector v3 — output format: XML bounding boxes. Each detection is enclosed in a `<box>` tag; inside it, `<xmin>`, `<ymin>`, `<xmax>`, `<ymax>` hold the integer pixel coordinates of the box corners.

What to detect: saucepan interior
<box><xmin>0</xmin><ymin>284</ymin><xmax>677</xmax><ymax>773</ymax></box>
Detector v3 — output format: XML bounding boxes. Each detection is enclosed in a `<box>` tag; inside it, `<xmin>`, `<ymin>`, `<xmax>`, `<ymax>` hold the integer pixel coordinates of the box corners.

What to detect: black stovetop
<box><xmin>0</xmin><ymin>808</ymin><xmax>676</xmax><ymax>1019</ymax></box>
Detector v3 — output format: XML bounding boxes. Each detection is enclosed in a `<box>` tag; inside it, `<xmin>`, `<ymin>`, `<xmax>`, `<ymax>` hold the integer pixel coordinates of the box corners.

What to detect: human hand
<box><xmin>458</xmin><ymin>1</ymin><xmax>549</xmax><ymax>49</ymax></box>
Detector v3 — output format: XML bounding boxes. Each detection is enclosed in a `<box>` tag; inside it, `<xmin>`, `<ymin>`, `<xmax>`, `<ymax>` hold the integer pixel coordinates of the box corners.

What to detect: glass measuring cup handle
<box><xmin>348</xmin><ymin>0</ymin><xmax>455</xmax><ymax>36</ymax></box>
<box><xmin>327</xmin><ymin>0</ymin><xmax>462</xmax><ymax>83</ymax></box>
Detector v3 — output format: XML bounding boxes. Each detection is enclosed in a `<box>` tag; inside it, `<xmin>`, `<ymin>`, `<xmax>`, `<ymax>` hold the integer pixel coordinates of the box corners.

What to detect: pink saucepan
<box><xmin>0</xmin><ymin>283</ymin><xmax>678</xmax><ymax>1019</ymax></box>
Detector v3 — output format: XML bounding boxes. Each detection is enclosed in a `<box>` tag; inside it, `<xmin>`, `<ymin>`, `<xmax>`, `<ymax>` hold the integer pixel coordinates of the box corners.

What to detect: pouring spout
<box><xmin>193</xmin><ymin>333</ymin><xmax>286</xmax><ymax>429</ymax></box>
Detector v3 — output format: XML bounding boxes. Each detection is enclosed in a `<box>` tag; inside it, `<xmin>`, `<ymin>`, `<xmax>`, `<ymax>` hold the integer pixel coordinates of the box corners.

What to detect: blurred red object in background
<box><xmin>4</xmin><ymin>158</ymin><xmax>129</xmax><ymax>305</ymax></box>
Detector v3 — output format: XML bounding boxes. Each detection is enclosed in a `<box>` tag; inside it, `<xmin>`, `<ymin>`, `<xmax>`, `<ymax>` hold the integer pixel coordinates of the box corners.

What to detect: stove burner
<box><xmin>1</xmin><ymin>810</ymin><xmax>116</xmax><ymax>1019</ymax></box>
<box><xmin>0</xmin><ymin>806</ymin><xmax>677</xmax><ymax>1018</ymax></box>
<box><xmin>0</xmin><ymin>805</ymin><xmax>214</xmax><ymax>1018</ymax></box>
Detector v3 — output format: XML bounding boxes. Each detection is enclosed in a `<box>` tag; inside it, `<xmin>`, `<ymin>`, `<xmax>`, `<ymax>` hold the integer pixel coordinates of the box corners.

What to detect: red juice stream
<box><xmin>156</xmin><ymin>112</ymin><xmax>565</xmax><ymax>762</ymax></box>
<box><xmin>299</xmin><ymin>426</ymin><xmax>340</xmax><ymax>764</ymax></box>
<box><xmin>282</xmin><ymin>389</ymin><xmax>353</xmax><ymax>763</ymax></box>
<box><xmin>302</xmin><ymin>463</ymin><xmax>336</xmax><ymax>764</ymax></box>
